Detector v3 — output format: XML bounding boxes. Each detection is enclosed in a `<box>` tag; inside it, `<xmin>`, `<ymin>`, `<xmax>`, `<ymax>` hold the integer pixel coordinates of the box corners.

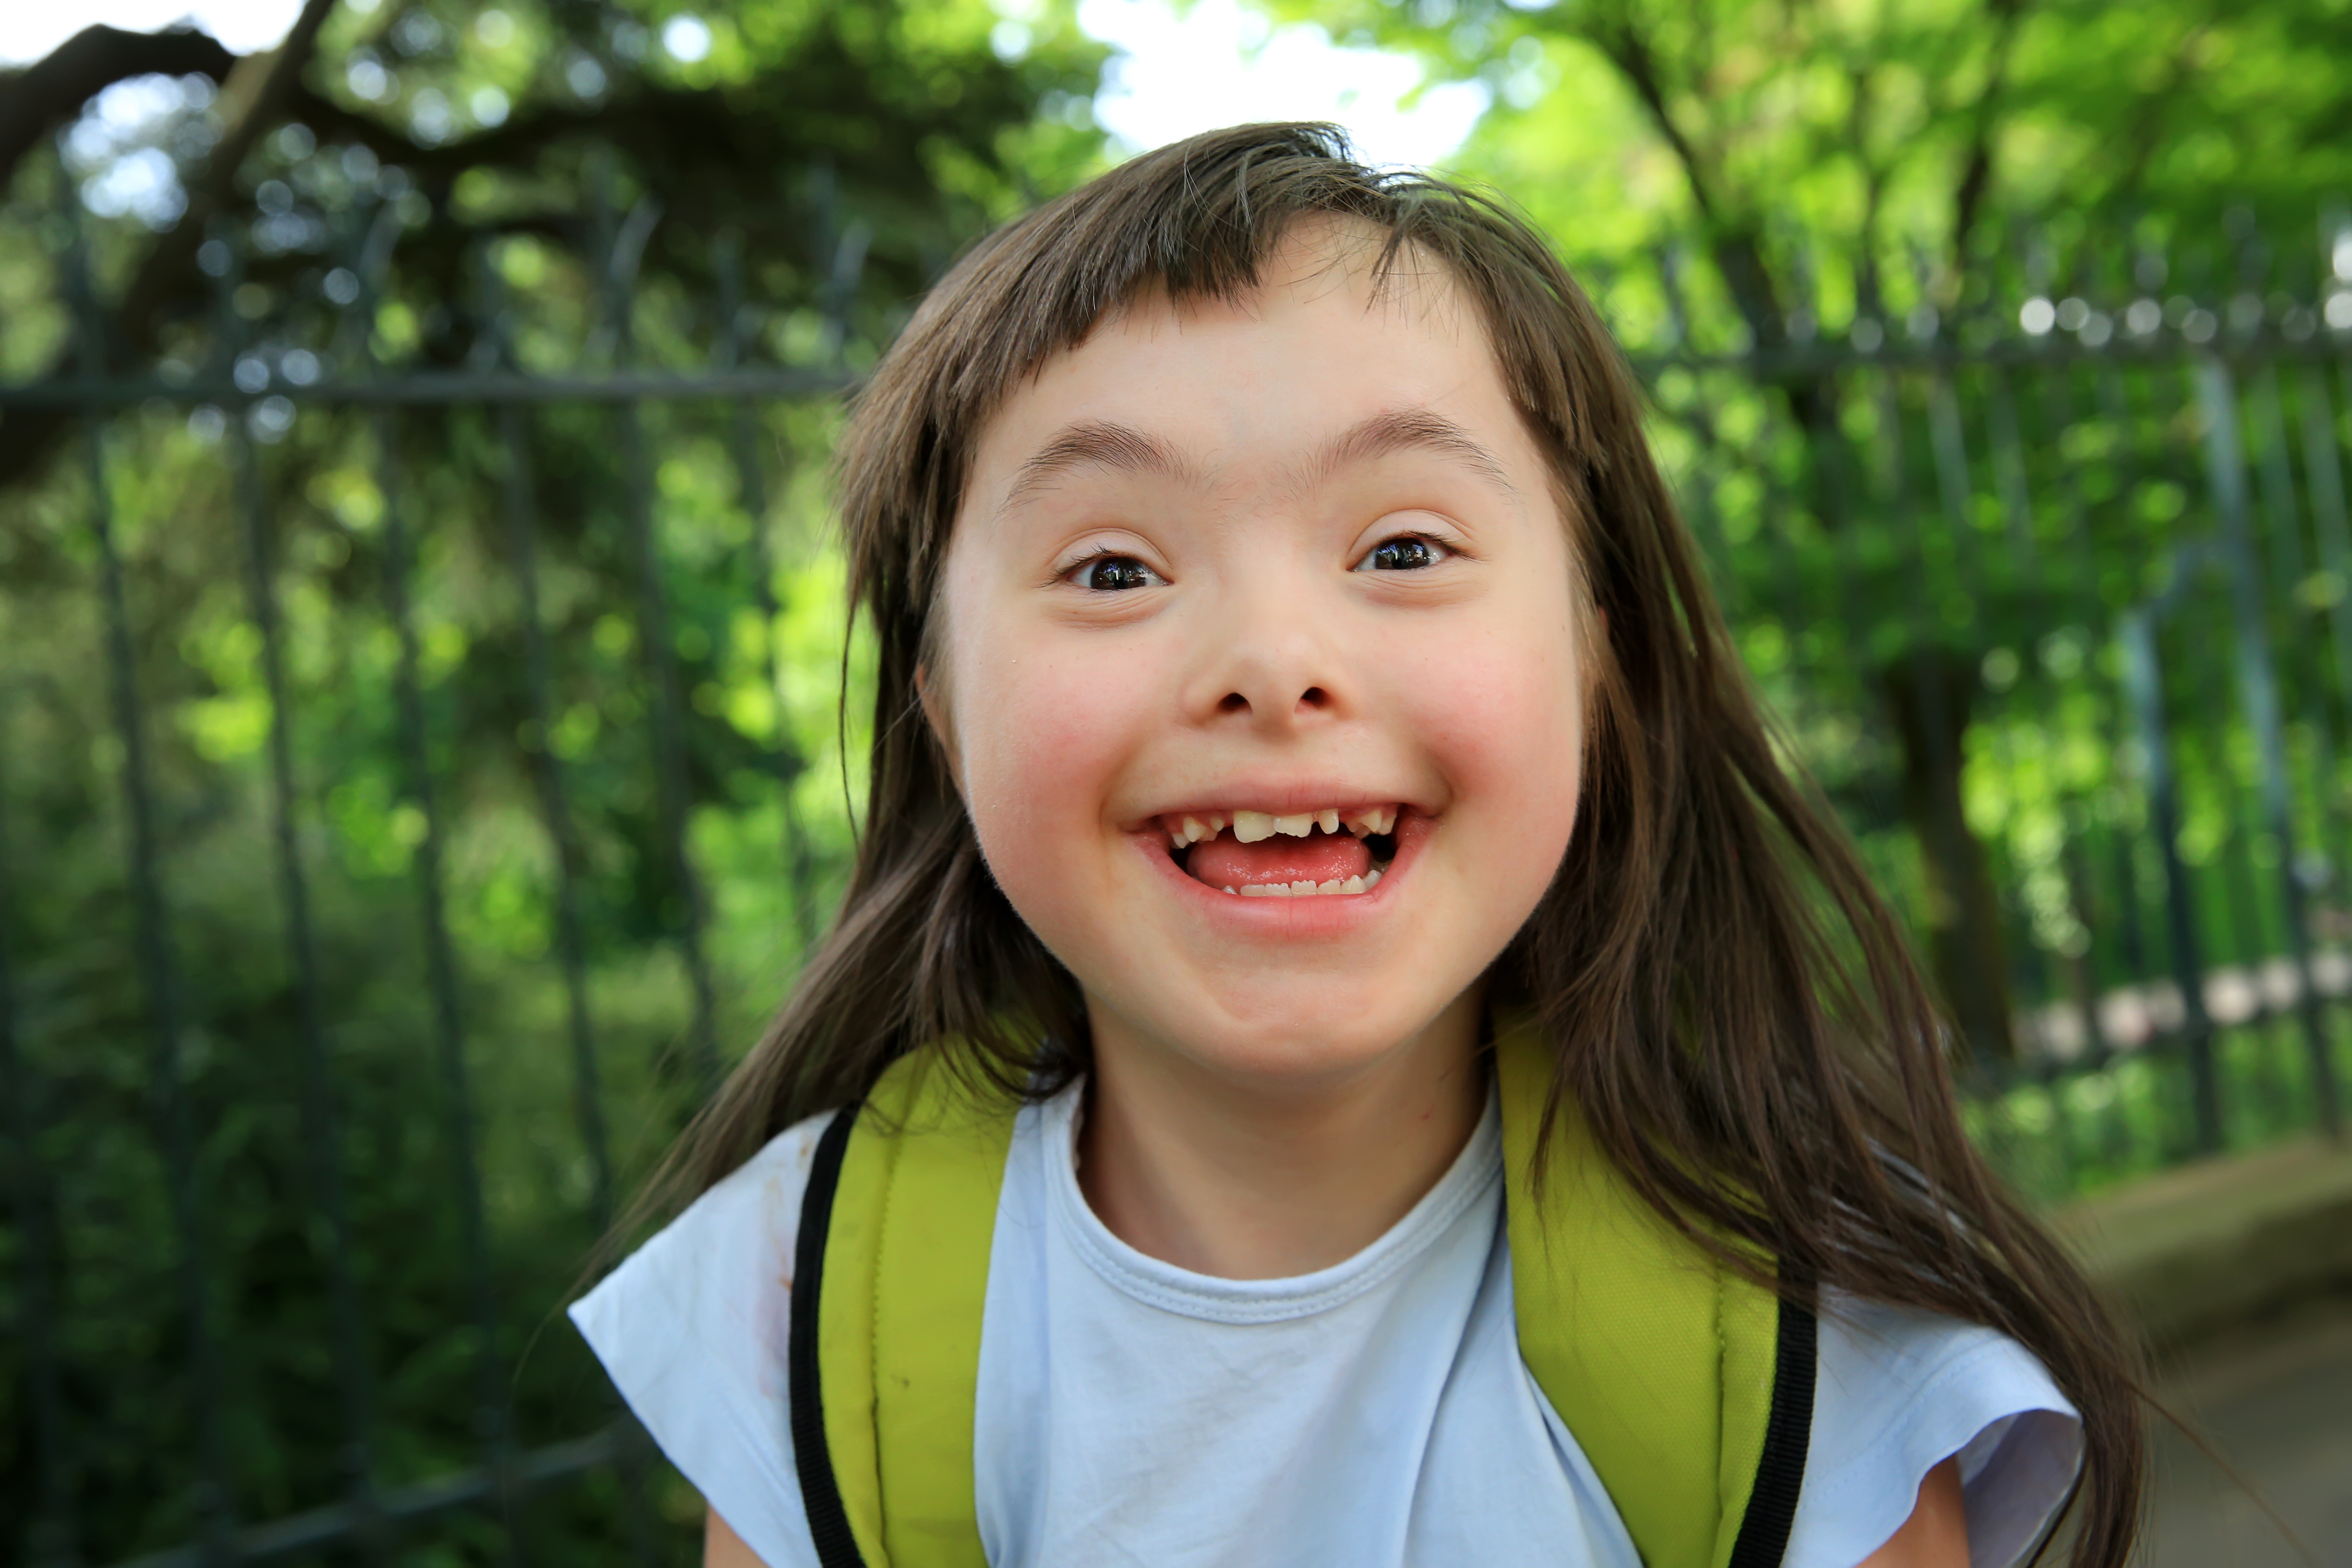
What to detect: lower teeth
<box><xmin>1226</xmin><ymin>865</ymin><xmax>1385</xmax><ymax>898</ymax></box>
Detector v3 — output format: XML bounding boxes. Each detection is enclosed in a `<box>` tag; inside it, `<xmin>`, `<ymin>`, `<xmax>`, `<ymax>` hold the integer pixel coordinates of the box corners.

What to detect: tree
<box><xmin>1306</xmin><ymin>0</ymin><xmax>2352</xmax><ymax>1057</ymax></box>
<box><xmin>0</xmin><ymin>0</ymin><xmax>1109</xmax><ymax>1012</ymax></box>
<box><xmin>0</xmin><ymin>0</ymin><xmax>1105</xmax><ymax>490</ymax></box>
<box><xmin>0</xmin><ymin>4</ymin><xmax>1108</xmax><ymax>1555</ymax></box>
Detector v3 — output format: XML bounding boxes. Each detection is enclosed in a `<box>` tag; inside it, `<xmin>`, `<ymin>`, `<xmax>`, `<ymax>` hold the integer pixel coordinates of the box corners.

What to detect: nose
<box><xmin>1186</xmin><ymin>568</ymin><xmax>1351</xmax><ymax>733</ymax></box>
<box><xmin>1212</xmin><ymin>676</ymin><xmax>1335</xmax><ymax>725</ymax></box>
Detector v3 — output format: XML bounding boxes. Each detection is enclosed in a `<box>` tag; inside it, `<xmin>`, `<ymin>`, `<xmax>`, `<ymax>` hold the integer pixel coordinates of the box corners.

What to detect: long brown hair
<box><xmin>653</xmin><ymin>124</ymin><xmax>2143</xmax><ymax>1562</ymax></box>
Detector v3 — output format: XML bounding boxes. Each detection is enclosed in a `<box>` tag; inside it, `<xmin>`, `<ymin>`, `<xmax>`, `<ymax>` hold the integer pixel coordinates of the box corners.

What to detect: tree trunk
<box><xmin>1883</xmin><ymin>648</ymin><xmax>2017</xmax><ymax>1061</ymax></box>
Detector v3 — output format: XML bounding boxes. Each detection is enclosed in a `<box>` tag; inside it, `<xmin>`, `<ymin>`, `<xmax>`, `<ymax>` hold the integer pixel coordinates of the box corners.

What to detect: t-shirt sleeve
<box><xmin>568</xmin><ymin>1114</ymin><xmax>835</xmax><ymax>1568</ymax></box>
<box><xmin>1787</xmin><ymin>1294</ymin><xmax>2083</xmax><ymax>1568</ymax></box>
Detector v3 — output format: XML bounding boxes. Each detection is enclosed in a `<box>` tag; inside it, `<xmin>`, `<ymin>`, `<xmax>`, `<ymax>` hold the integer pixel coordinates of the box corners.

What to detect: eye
<box><xmin>1067</xmin><ymin>553</ymin><xmax>1166</xmax><ymax>592</ymax></box>
<box><xmin>1354</xmin><ymin>534</ymin><xmax>1450</xmax><ymax>572</ymax></box>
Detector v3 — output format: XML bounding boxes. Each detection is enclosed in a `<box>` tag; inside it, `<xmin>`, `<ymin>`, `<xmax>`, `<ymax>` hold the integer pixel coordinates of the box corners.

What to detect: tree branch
<box><xmin>1948</xmin><ymin>0</ymin><xmax>2030</xmax><ymax>283</ymax></box>
<box><xmin>0</xmin><ymin>0</ymin><xmax>338</xmax><ymax>494</ymax></box>
<box><xmin>281</xmin><ymin>76</ymin><xmax>890</xmax><ymax>192</ymax></box>
<box><xmin>283</xmin><ymin>82</ymin><xmax>708</xmax><ymax>177</ymax></box>
<box><xmin>1583</xmin><ymin>13</ymin><xmax>1790</xmax><ymax>347</ymax></box>
<box><xmin>1844</xmin><ymin>58</ymin><xmax>1892</xmax><ymax>310</ymax></box>
<box><xmin>2095</xmin><ymin>24</ymin><xmax>2209</xmax><ymax>225</ymax></box>
<box><xmin>1589</xmin><ymin>16</ymin><xmax>1722</xmax><ymax>225</ymax></box>
<box><xmin>0</xmin><ymin>24</ymin><xmax>238</xmax><ymax>197</ymax></box>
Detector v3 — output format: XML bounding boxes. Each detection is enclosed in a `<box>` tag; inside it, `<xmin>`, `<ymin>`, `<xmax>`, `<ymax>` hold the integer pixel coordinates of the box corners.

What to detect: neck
<box><xmin>1075</xmin><ymin>991</ymin><xmax>1488</xmax><ymax>1279</ymax></box>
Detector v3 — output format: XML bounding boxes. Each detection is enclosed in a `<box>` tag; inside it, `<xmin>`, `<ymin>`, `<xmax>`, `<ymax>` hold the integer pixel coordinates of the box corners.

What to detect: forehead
<box><xmin>964</xmin><ymin>221</ymin><xmax>1535</xmax><ymax>493</ymax></box>
<box><xmin>1109</xmin><ymin>216</ymin><xmax>1487</xmax><ymax>356</ymax></box>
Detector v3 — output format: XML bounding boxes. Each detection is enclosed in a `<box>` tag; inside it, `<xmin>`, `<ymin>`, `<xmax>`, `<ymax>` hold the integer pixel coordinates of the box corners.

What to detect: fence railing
<box><xmin>7</xmin><ymin>161</ymin><xmax>2352</xmax><ymax>1564</ymax></box>
<box><xmin>1615</xmin><ymin>230</ymin><xmax>2352</xmax><ymax>1200</ymax></box>
<box><xmin>4</xmin><ymin>149</ymin><xmax>867</xmax><ymax>1567</ymax></box>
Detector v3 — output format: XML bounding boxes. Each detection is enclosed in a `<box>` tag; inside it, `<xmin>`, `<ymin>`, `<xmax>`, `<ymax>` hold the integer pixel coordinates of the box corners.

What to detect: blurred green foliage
<box><xmin>1312</xmin><ymin>0</ymin><xmax>2352</xmax><ymax>331</ymax></box>
<box><xmin>1973</xmin><ymin>1013</ymin><xmax>2352</xmax><ymax>1208</ymax></box>
<box><xmin>6</xmin><ymin>0</ymin><xmax>2352</xmax><ymax>1559</ymax></box>
<box><xmin>0</xmin><ymin>0</ymin><xmax>1109</xmax><ymax>1557</ymax></box>
<box><xmin>1299</xmin><ymin>0</ymin><xmax>2352</xmax><ymax>1062</ymax></box>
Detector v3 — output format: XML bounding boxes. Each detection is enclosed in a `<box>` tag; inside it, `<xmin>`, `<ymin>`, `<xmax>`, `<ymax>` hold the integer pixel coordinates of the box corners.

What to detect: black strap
<box><xmin>1725</xmin><ymin>1294</ymin><xmax>1818</xmax><ymax>1568</ymax></box>
<box><xmin>790</xmin><ymin>1105</ymin><xmax>867</xmax><ymax>1568</ymax></box>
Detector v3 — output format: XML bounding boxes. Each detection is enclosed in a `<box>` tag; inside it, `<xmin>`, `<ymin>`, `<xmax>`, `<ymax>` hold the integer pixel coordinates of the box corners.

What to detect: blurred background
<box><xmin>2</xmin><ymin>0</ymin><xmax>2349</xmax><ymax>1562</ymax></box>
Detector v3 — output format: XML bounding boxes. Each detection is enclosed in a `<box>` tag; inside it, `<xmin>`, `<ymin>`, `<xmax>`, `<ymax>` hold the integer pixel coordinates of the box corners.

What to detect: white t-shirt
<box><xmin>571</xmin><ymin>1082</ymin><xmax>2082</xmax><ymax>1568</ymax></box>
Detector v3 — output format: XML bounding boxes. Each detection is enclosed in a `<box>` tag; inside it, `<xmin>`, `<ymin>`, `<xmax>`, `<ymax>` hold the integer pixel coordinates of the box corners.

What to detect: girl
<box><xmin>574</xmin><ymin>124</ymin><xmax>2142</xmax><ymax>1568</ymax></box>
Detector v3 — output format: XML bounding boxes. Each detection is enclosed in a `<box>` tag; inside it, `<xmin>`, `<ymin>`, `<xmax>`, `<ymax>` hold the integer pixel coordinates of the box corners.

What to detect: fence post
<box><xmin>0</xmin><ymin>706</ymin><xmax>76</xmax><ymax>1566</ymax></box>
<box><xmin>212</xmin><ymin>222</ymin><xmax>384</xmax><ymax>1559</ymax></box>
<box><xmin>714</xmin><ymin>229</ymin><xmax>817</xmax><ymax>954</ymax></box>
<box><xmin>2117</xmin><ymin>609</ymin><xmax>2224</xmax><ymax>1154</ymax></box>
<box><xmin>349</xmin><ymin>197</ymin><xmax>521</xmax><ymax>1555</ymax></box>
<box><xmin>2014</xmin><ymin>359</ymin><xmax>2122</xmax><ymax>1069</ymax></box>
<box><xmin>2298</xmin><ymin>361</ymin><xmax>2352</xmax><ymax>945</ymax></box>
<box><xmin>57</xmin><ymin>142</ymin><xmax>238</xmax><ymax>1564</ymax></box>
<box><xmin>2196</xmin><ymin>359</ymin><xmax>2344</xmax><ymax>1136</ymax></box>
<box><xmin>474</xmin><ymin>244</ymin><xmax>659</xmax><ymax>1568</ymax></box>
<box><xmin>592</xmin><ymin>151</ymin><xmax>720</xmax><ymax>1096</ymax></box>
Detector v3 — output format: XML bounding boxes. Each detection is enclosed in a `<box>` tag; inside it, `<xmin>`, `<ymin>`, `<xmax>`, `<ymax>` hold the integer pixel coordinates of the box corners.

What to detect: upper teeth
<box><xmin>1170</xmin><ymin>804</ymin><xmax>1397</xmax><ymax>847</ymax></box>
<box><xmin>1170</xmin><ymin>813</ymin><xmax>1228</xmax><ymax>846</ymax></box>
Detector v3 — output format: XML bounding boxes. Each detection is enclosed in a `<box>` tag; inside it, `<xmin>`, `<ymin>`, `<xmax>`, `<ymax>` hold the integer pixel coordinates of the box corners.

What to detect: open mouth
<box><xmin>1159</xmin><ymin>806</ymin><xmax>1401</xmax><ymax>898</ymax></box>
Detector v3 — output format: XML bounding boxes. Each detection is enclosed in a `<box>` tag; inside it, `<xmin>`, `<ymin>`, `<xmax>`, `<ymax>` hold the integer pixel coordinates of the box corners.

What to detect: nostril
<box><xmin>1298</xmin><ymin>686</ymin><xmax>1330</xmax><ymax>709</ymax></box>
<box><xmin>1219</xmin><ymin>692</ymin><xmax>1250</xmax><ymax>714</ymax></box>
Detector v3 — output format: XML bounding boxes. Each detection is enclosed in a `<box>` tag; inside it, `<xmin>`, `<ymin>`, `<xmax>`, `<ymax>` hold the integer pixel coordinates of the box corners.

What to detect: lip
<box><xmin>1130</xmin><ymin>808</ymin><xmax>1432</xmax><ymax>932</ymax></box>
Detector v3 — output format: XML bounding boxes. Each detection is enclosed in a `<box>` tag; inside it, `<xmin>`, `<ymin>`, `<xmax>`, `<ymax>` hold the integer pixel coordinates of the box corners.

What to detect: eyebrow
<box><xmin>1296</xmin><ymin>406</ymin><xmax>1515</xmax><ymax>499</ymax></box>
<box><xmin>997</xmin><ymin>405</ymin><xmax>1515</xmax><ymax>514</ymax></box>
<box><xmin>1000</xmin><ymin>420</ymin><xmax>1205</xmax><ymax>512</ymax></box>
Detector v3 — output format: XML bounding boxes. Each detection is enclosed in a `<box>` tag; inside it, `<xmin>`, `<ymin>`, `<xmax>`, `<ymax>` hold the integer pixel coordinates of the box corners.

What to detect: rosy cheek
<box><xmin>1404</xmin><ymin>623</ymin><xmax>1582</xmax><ymax>789</ymax></box>
<box><xmin>955</xmin><ymin>638</ymin><xmax>1138</xmax><ymax>887</ymax></box>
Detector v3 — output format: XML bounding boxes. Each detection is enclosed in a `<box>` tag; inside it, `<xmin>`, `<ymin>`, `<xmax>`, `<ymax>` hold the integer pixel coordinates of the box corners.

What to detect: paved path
<box><xmin>2145</xmin><ymin>1305</ymin><xmax>2352</xmax><ymax>1566</ymax></box>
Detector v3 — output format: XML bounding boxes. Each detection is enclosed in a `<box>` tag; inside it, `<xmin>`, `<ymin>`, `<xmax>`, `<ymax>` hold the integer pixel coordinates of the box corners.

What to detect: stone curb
<box><xmin>2054</xmin><ymin>1136</ymin><xmax>2352</xmax><ymax>1351</ymax></box>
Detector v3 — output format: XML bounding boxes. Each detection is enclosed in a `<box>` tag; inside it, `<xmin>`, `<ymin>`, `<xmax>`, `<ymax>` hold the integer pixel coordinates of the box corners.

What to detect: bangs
<box><xmin>840</xmin><ymin>122</ymin><xmax>1624</xmax><ymax>604</ymax></box>
<box><xmin>908</xmin><ymin>125</ymin><xmax>1414</xmax><ymax>398</ymax></box>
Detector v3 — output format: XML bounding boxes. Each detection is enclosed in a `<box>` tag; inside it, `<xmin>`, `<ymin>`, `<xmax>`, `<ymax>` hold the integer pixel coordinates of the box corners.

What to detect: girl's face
<box><xmin>932</xmin><ymin>227</ymin><xmax>1590</xmax><ymax>1087</ymax></box>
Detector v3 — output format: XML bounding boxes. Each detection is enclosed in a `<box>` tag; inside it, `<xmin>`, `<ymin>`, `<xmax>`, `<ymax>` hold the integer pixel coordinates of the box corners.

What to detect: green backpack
<box><xmin>786</xmin><ymin>1018</ymin><xmax>1815</xmax><ymax>1568</ymax></box>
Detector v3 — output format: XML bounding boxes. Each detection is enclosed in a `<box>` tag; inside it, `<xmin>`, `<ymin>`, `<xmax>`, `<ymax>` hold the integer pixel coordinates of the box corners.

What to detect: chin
<box><xmin>1113</xmin><ymin>975</ymin><xmax>1474</xmax><ymax>1088</ymax></box>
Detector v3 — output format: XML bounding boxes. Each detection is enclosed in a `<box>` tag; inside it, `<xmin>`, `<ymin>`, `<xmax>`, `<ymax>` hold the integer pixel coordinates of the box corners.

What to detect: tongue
<box><xmin>1187</xmin><ymin>829</ymin><xmax>1373</xmax><ymax>890</ymax></box>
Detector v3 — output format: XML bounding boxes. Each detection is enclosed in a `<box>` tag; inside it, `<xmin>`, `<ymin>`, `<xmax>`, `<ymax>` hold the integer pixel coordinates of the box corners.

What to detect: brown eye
<box><xmin>1075</xmin><ymin>556</ymin><xmax>1163</xmax><ymax>591</ymax></box>
<box><xmin>1358</xmin><ymin>535</ymin><xmax>1445</xmax><ymax>572</ymax></box>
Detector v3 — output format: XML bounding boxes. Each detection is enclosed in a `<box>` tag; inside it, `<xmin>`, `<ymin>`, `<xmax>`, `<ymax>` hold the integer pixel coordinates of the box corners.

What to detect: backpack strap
<box><xmin>791</xmin><ymin>1104</ymin><xmax>868</xmax><ymax>1566</ymax></box>
<box><xmin>791</xmin><ymin>1047</ymin><xmax>1018</xmax><ymax>1568</ymax></box>
<box><xmin>1494</xmin><ymin>1019</ymin><xmax>1815</xmax><ymax>1568</ymax></box>
<box><xmin>794</xmin><ymin>1032</ymin><xmax>1813</xmax><ymax>1568</ymax></box>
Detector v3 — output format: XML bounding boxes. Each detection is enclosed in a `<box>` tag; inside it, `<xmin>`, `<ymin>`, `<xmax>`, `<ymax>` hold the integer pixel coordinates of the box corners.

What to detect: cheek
<box><xmin>1398</xmin><ymin>604</ymin><xmax>1587</xmax><ymax>869</ymax></box>
<box><xmin>948</xmin><ymin>625</ymin><xmax>1152</xmax><ymax>889</ymax></box>
<box><xmin>1415</xmin><ymin>618</ymin><xmax>1583</xmax><ymax>780</ymax></box>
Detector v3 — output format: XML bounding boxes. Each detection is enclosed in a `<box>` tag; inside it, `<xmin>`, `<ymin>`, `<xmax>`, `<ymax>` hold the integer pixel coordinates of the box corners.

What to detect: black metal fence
<box><xmin>1613</xmin><ymin>231</ymin><xmax>2352</xmax><ymax>1199</ymax></box>
<box><xmin>5</xmin><ymin>155</ymin><xmax>2352</xmax><ymax>1564</ymax></box>
<box><xmin>4</xmin><ymin>152</ymin><xmax>858</xmax><ymax>1566</ymax></box>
